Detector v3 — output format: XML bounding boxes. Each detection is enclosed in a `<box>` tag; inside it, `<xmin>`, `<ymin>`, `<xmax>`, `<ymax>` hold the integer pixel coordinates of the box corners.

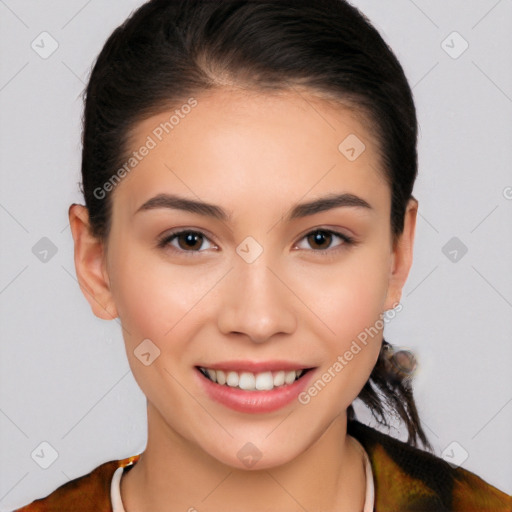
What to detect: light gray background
<box><xmin>1</xmin><ymin>0</ymin><xmax>511</xmax><ymax>509</ymax></box>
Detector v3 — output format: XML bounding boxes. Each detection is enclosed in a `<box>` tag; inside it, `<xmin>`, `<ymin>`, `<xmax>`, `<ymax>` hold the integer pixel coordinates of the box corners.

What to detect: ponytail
<box><xmin>348</xmin><ymin>338</ymin><xmax>433</xmax><ymax>451</ymax></box>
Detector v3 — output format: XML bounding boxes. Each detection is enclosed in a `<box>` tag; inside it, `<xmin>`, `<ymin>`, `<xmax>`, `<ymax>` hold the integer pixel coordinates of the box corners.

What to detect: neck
<box><xmin>121</xmin><ymin>405</ymin><xmax>366</xmax><ymax>512</ymax></box>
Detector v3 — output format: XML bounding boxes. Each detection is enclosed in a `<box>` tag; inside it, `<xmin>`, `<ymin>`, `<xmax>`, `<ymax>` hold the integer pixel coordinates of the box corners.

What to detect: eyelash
<box><xmin>156</xmin><ymin>228</ymin><xmax>356</xmax><ymax>257</ymax></box>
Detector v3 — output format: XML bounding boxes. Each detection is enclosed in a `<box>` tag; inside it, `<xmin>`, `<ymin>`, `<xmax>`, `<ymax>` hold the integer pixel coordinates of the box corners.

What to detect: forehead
<box><xmin>113</xmin><ymin>87</ymin><xmax>389</xmax><ymax>219</ymax></box>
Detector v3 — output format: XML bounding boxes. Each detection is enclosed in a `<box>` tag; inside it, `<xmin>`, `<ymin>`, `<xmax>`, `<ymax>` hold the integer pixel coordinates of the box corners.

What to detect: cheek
<box><xmin>297</xmin><ymin>246</ymin><xmax>391</xmax><ymax>342</ymax></box>
<box><xmin>108</xmin><ymin>227</ymin><xmax>391</xmax><ymax>351</ymax></box>
<box><xmin>107</xmin><ymin>240</ymin><xmax>180</xmax><ymax>343</ymax></box>
<box><xmin>107</xmin><ymin>241</ymin><xmax>218</xmax><ymax>349</ymax></box>
<box><xmin>336</xmin><ymin>265</ymin><xmax>388</xmax><ymax>338</ymax></box>
<box><xmin>297</xmin><ymin>245</ymin><xmax>390</xmax><ymax>402</ymax></box>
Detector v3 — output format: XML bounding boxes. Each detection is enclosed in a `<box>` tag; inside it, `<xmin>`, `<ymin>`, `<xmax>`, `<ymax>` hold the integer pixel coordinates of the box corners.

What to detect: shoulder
<box><xmin>348</xmin><ymin>419</ymin><xmax>511</xmax><ymax>511</ymax></box>
<box><xmin>13</xmin><ymin>455</ymin><xmax>140</xmax><ymax>512</ymax></box>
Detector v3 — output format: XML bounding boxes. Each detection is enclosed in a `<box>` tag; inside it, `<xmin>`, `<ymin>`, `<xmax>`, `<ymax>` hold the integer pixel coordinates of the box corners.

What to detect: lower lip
<box><xmin>195</xmin><ymin>368</ymin><xmax>316</xmax><ymax>414</ymax></box>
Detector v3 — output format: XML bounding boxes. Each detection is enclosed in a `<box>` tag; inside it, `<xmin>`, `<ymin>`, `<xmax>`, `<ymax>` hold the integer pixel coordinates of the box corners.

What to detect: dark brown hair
<box><xmin>80</xmin><ymin>0</ymin><xmax>431</xmax><ymax>450</ymax></box>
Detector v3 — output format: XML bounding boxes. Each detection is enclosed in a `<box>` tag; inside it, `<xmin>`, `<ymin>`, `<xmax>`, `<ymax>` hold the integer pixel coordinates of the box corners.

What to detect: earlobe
<box><xmin>383</xmin><ymin>198</ymin><xmax>418</xmax><ymax>311</ymax></box>
<box><xmin>68</xmin><ymin>204</ymin><xmax>118</xmax><ymax>320</ymax></box>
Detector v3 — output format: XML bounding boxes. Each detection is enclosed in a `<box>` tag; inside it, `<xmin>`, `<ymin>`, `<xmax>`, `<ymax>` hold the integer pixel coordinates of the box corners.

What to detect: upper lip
<box><xmin>196</xmin><ymin>360</ymin><xmax>315</xmax><ymax>373</ymax></box>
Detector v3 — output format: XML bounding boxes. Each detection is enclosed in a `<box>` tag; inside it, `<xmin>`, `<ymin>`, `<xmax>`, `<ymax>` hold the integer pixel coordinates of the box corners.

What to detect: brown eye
<box><xmin>157</xmin><ymin>230</ymin><xmax>214</xmax><ymax>253</ymax></box>
<box><xmin>307</xmin><ymin>231</ymin><xmax>333</xmax><ymax>250</ymax></box>
<box><xmin>175</xmin><ymin>232</ymin><xmax>204</xmax><ymax>251</ymax></box>
<box><xmin>296</xmin><ymin>229</ymin><xmax>354</xmax><ymax>253</ymax></box>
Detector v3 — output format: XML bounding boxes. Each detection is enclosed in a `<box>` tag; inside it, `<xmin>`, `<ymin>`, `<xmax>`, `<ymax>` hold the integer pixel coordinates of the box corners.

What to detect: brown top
<box><xmin>14</xmin><ymin>420</ymin><xmax>512</xmax><ymax>511</ymax></box>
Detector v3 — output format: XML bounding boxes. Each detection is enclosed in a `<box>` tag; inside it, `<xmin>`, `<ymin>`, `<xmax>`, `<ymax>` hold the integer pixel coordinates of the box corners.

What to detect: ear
<box><xmin>68</xmin><ymin>204</ymin><xmax>118</xmax><ymax>320</ymax></box>
<box><xmin>383</xmin><ymin>197</ymin><xmax>418</xmax><ymax>310</ymax></box>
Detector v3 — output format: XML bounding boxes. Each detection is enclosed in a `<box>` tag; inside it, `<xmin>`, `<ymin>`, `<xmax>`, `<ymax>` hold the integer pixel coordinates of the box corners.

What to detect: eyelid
<box><xmin>157</xmin><ymin>226</ymin><xmax>356</xmax><ymax>256</ymax></box>
<box><xmin>156</xmin><ymin>228</ymin><xmax>218</xmax><ymax>254</ymax></box>
<box><xmin>293</xmin><ymin>227</ymin><xmax>355</xmax><ymax>253</ymax></box>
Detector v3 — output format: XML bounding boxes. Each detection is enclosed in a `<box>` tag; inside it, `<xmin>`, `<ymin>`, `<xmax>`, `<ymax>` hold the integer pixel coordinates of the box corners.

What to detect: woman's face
<box><xmin>75</xmin><ymin>88</ymin><xmax>416</xmax><ymax>469</ymax></box>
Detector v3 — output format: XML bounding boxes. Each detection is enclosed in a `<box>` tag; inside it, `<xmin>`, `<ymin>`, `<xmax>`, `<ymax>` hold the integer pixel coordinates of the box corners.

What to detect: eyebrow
<box><xmin>135</xmin><ymin>192</ymin><xmax>373</xmax><ymax>222</ymax></box>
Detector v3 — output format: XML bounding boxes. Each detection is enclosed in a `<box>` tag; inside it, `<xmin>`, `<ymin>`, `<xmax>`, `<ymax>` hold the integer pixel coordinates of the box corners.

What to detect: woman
<box><xmin>15</xmin><ymin>0</ymin><xmax>511</xmax><ymax>510</ymax></box>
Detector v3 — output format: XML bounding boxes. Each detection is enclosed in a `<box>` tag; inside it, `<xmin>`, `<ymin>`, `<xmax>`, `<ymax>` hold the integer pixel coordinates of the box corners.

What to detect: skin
<box><xmin>69</xmin><ymin>87</ymin><xmax>418</xmax><ymax>512</ymax></box>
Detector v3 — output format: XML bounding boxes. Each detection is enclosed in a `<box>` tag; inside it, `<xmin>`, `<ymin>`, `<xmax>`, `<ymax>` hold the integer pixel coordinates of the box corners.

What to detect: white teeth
<box><xmin>216</xmin><ymin>369</ymin><xmax>226</xmax><ymax>385</ymax></box>
<box><xmin>284</xmin><ymin>370</ymin><xmax>297</xmax><ymax>384</ymax></box>
<box><xmin>200</xmin><ymin>367</ymin><xmax>306</xmax><ymax>390</ymax></box>
<box><xmin>273</xmin><ymin>370</ymin><xmax>285</xmax><ymax>387</ymax></box>
<box><xmin>226</xmin><ymin>371</ymin><xmax>239</xmax><ymax>387</ymax></box>
<box><xmin>239</xmin><ymin>372</ymin><xmax>256</xmax><ymax>390</ymax></box>
<box><xmin>255</xmin><ymin>371</ymin><xmax>274</xmax><ymax>390</ymax></box>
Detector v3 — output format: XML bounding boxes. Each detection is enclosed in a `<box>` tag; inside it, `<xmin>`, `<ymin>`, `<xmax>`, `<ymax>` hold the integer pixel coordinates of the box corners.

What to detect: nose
<box><xmin>216</xmin><ymin>255</ymin><xmax>297</xmax><ymax>344</ymax></box>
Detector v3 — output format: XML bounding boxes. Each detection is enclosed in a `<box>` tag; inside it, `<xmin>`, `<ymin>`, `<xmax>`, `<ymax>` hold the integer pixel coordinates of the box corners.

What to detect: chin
<box><xmin>198</xmin><ymin>432</ymin><xmax>307</xmax><ymax>472</ymax></box>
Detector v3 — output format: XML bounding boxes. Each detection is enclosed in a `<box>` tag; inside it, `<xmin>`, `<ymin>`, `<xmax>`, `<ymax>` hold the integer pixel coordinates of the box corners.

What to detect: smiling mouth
<box><xmin>196</xmin><ymin>366</ymin><xmax>314</xmax><ymax>391</ymax></box>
